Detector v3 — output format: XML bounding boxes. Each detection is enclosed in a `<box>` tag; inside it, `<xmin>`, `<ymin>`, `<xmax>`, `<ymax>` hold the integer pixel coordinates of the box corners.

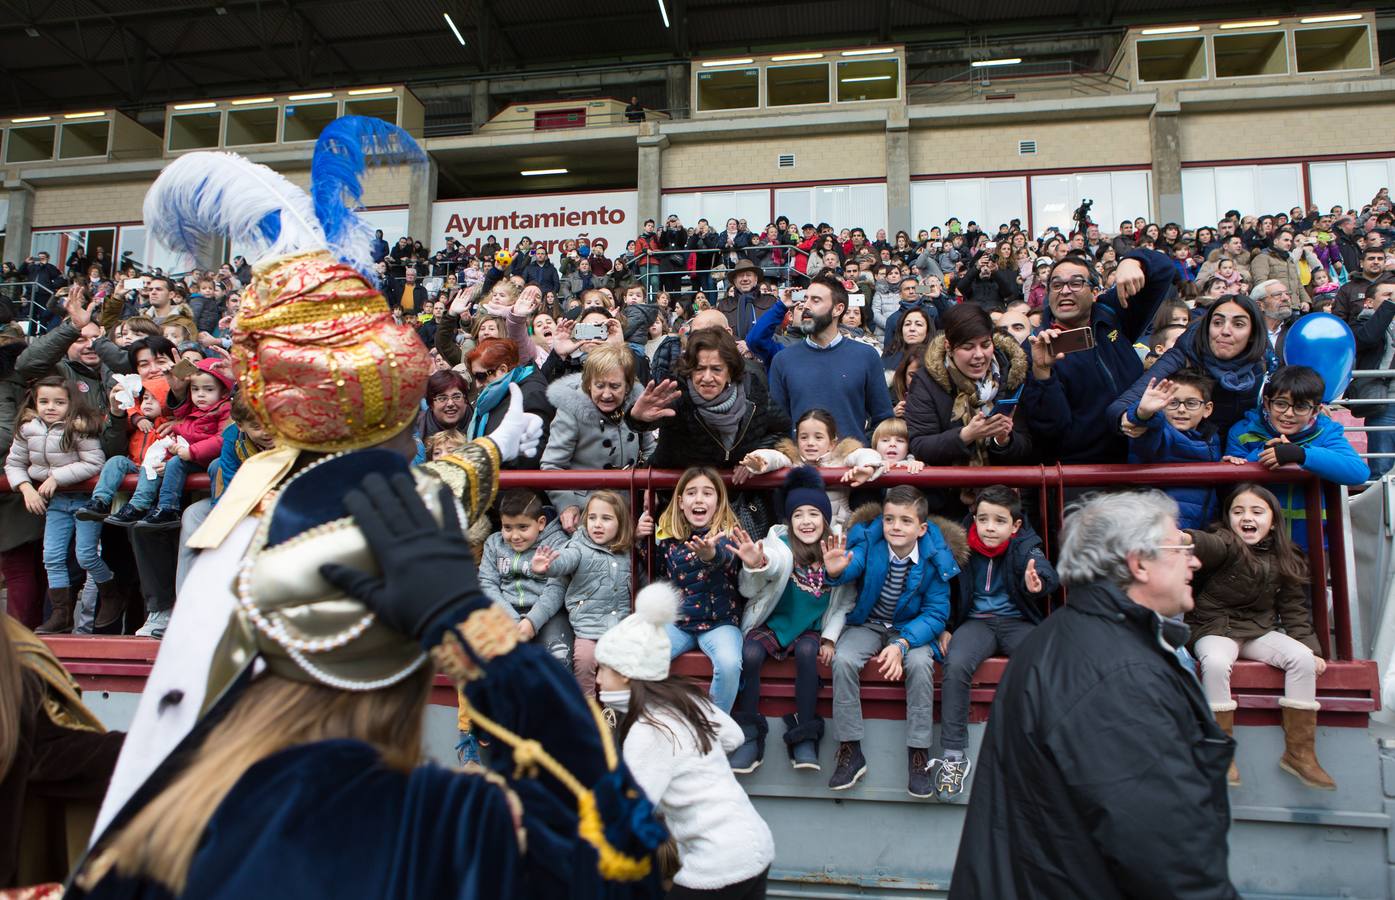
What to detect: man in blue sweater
<box><xmin>1021</xmin><ymin>248</ymin><xmax>1174</xmax><ymax>463</ymax></box>
<box><xmin>769</xmin><ymin>274</ymin><xmax>893</xmax><ymax>443</ymax></box>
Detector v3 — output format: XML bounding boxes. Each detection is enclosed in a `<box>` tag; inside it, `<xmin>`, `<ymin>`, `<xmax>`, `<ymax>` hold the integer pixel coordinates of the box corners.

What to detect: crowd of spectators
<box><xmin>1</xmin><ymin>188</ymin><xmax>1391</xmax><ymax>802</ymax></box>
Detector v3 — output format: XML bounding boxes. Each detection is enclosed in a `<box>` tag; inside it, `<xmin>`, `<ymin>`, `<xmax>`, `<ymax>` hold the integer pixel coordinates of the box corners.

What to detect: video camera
<box><xmin>1072</xmin><ymin>198</ymin><xmax>1094</xmax><ymax>228</ymax></box>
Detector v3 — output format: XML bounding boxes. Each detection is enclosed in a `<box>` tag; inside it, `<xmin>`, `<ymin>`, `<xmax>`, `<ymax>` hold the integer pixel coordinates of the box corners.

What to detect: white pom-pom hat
<box><xmin>594</xmin><ymin>582</ymin><xmax>681</xmax><ymax>683</ymax></box>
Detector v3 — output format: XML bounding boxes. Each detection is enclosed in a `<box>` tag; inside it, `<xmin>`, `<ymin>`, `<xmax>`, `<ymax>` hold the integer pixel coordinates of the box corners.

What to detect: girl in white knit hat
<box><xmin>596</xmin><ymin>582</ymin><xmax>775</xmax><ymax>899</ymax></box>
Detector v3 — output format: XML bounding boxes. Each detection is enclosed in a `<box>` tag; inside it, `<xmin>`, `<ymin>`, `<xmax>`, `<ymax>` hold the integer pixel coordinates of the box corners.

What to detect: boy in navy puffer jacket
<box><xmin>1125</xmin><ymin>367</ymin><xmax>1221</xmax><ymax>529</ymax></box>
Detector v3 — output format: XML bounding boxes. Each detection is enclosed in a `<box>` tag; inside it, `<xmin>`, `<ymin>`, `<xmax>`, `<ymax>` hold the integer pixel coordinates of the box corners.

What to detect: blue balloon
<box><xmin>1282</xmin><ymin>312</ymin><xmax>1355</xmax><ymax>403</ymax></box>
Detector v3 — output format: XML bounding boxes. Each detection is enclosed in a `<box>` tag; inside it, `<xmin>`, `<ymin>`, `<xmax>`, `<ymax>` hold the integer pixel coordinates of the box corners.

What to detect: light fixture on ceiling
<box><xmin>12</xmin><ymin>115</ymin><xmax>51</xmax><ymax>123</ymax></box>
<box><xmin>520</xmin><ymin>168</ymin><xmax>568</xmax><ymax>176</ymax></box>
<box><xmin>24</xmin><ymin>26</ymin><xmax>40</xmax><ymax>37</ymax></box>
<box><xmin>771</xmin><ymin>52</ymin><xmax>824</xmax><ymax>61</ymax></box>
<box><xmin>288</xmin><ymin>92</ymin><xmax>334</xmax><ymax>101</ymax></box>
<box><xmin>231</xmin><ymin>97</ymin><xmax>275</xmax><ymax>105</ymax></box>
<box><xmin>656</xmin><ymin>0</ymin><xmax>670</xmax><ymax>28</ymax></box>
<box><xmin>701</xmin><ymin>58</ymin><xmax>754</xmax><ymax>67</ymax></box>
<box><xmin>443</xmin><ymin>12</ymin><xmax>466</xmax><ymax>45</ymax></box>
<box><xmin>347</xmin><ymin>87</ymin><xmax>393</xmax><ymax>95</ymax></box>
<box><xmin>173</xmin><ymin>102</ymin><xmax>216</xmax><ymax>110</ymax></box>
<box><xmin>214</xmin><ymin>5</ymin><xmax>228</xmax><ymax>14</ymax></box>
<box><xmin>63</xmin><ymin>111</ymin><xmax>105</xmax><ymax>119</ymax></box>
<box><xmin>970</xmin><ymin>57</ymin><xmax>1022</xmax><ymax>68</ymax></box>
<box><xmin>1299</xmin><ymin>13</ymin><xmax>1362</xmax><ymax>23</ymax></box>
<box><xmin>1218</xmin><ymin>19</ymin><xmax>1280</xmax><ymax>29</ymax></box>
<box><xmin>840</xmin><ymin>75</ymin><xmax>892</xmax><ymax>82</ymax></box>
<box><xmin>1139</xmin><ymin>25</ymin><xmax>1200</xmax><ymax>35</ymax></box>
<box><xmin>841</xmin><ymin>47</ymin><xmax>894</xmax><ymax>56</ymax></box>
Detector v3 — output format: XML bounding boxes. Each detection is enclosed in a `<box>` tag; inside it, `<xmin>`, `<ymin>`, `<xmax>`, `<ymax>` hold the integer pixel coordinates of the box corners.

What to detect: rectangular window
<box><xmin>767</xmin><ymin>63</ymin><xmax>830</xmax><ymax>107</ymax></box>
<box><xmin>696</xmin><ymin>68</ymin><xmax>759</xmax><ymax>112</ymax></box>
<box><xmin>1135</xmin><ymin>37</ymin><xmax>1207</xmax><ymax>82</ymax></box>
<box><xmin>225</xmin><ymin>106</ymin><xmax>279</xmax><ymax>146</ymax></box>
<box><xmin>168</xmin><ymin>111</ymin><xmax>223</xmax><ymax>151</ymax></box>
<box><xmin>1182</xmin><ymin>164</ymin><xmax>1302</xmax><ymax>227</ymax></box>
<box><xmin>911</xmin><ymin>178</ymin><xmax>1025</xmax><ymax>235</ymax></box>
<box><xmin>58</xmin><ymin>121</ymin><xmax>110</xmax><ymax>159</ymax></box>
<box><xmin>1295</xmin><ymin>25</ymin><xmax>1372</xmax><ymax>73</ymax></box>
<box><xmin>836</xmin><ymin>59</ymin><xmax>899</xmax><ymax>102</ymax></box>
<box><xmin>283</xmin><ymin>101</ymin><xmax>340</xmax><ymax>142</ymax></box>
<box><xmin>1212</xmin><ymin>31</ymin><xmax>1289</xmax><ymax>79</ymax></box>
<box><xmin>5</xmin><ymin>125</ymin><xmax>56</xmax><ymax>163</ymax></box>
<box><xmin>775</xmin><ymin>183</ymin><xmax>887</xmax><ymax>232</ymax></box>
<box><xmin>1031</xmin><ymin>171</ymin><xmax>1152</xmax><ymax>235</ymax></box>
<box><xmin>343</xmin><ymin>97</ymin><xmax>400</xmax><ymax>125</ymax></box>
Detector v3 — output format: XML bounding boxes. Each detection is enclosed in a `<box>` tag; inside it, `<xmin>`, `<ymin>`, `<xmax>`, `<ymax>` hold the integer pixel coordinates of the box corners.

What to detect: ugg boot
<box><xmin>781</xmin><ymin>713</ymin><xmax>825</xmax><ymax>771</ymax></box>
<box><xmin>94</xmin><ymin>579</ymin><xmax>129</xmax><ymax>630</ymax></box>
<box><xmin>35</xmin><ymin>587</ymin><xmax>74</xmax><ymax>634</ymax></box>
<box><xmin>1211</xmin><ymin>702</ymin><xmax>1241</xmax><ymax>787</ymax></box>
<box><xmin>728</xmin><ymin>713</ymin><xmax>767</xmax><ymax>775</ymax></box>
<box><xmin>1278</xmin><ymin>699</ymin><xmax>1336</xmax><ymax>790</ymax></box>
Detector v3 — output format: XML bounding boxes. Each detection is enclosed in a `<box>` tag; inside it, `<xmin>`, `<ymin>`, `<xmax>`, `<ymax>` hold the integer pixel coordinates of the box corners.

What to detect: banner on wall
<box><xmin>431</xmin><ymin>190</ymin><xmax>638</xmax><ymax>258</ymax></box>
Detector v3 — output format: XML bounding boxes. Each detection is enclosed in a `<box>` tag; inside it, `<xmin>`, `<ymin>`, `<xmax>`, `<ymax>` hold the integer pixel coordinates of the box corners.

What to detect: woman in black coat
<box><xmin>626</xmin><ymin>327</ymin><xmax>789</xmax><ymax>469</ymax></box>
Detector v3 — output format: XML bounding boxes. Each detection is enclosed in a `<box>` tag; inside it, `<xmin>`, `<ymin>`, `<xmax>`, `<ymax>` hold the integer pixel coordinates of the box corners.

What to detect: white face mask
<box><xmin>599</xmin><ymin>689</ymin><xmax>631</xmax><ymax>713</ymax></box>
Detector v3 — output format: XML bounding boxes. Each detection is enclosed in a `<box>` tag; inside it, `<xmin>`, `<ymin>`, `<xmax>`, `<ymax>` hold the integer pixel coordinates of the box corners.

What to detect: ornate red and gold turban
<box><xmin>233</xmin><ymin>249</ymin><xmax>432</xmax><ymax>452</ymax></box>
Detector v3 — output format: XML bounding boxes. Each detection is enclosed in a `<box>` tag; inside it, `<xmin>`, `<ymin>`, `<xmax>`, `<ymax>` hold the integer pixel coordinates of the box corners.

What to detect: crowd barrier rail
<box><xmin>11</xmin><ymin>461</ymin><xmax>1377</xmax><ymax>726</ymax></box>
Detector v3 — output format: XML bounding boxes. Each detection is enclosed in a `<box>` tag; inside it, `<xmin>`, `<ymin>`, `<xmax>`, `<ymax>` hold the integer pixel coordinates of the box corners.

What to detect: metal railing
<box><xmin>423</xmin><ymin>106</ymin><xmax>686</xmax><ymax>139</ymax></box>
<box><xmin>909</xmin><ymin>61</ymin><xmax>1131</xmax><ymax>105</ymax></box>
<box><xmin>0</xmin><ymin>461</ymin><xmax>1356</xmax><ymax>661</ymax></box>
<box><xmin>1340</xmin><ymin>369</ymin><xmax>1395</xmax><ymax>484</ymax></box>
<box><xmin>0</xmin><ymin>281</ymin><xmax>58</xmax><ymax>334</ymax></box>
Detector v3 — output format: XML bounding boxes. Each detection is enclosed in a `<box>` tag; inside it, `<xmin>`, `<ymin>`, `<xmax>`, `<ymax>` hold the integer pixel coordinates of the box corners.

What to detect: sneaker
<box><xmin>827</xmin><ymin>741</ymin><xmax>867</xmax><ymax>791</ymax></box>
<box><xmin>134</xmin><ymin>609</ymin><xmax>171</xmax><ymax>639</ymax></box>
<box><xmin>76</xmin><ymin>498</ymin><xmax>112</xmax><ymax>522</ymax></box>
<box><xmin>930</xmin><ymin>753</ymin><xmax>972</xmax><ymax>801</ymax></box>
<box><xmin>728</xmin><ymin>737</ymin><xmax>763</xmax><ymax>775</ymax></box>
<box><xmin>135</xmin><ymin>507</ymin><xmax>182</xmax><ymax>530</ymax></box>
<box><xmin>105</xmin><ymin>502</ymin><xmax>147</xmax><ymax>527</ymax></box>
<box><xmin>908</xmin><ymin>748</ymin><xmax>934</xmax><ymax>799</ymax></box>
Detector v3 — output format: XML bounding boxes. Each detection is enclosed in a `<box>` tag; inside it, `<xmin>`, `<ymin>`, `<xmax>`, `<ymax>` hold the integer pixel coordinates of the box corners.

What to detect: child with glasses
<box><xmin>1225</xmin><ymin>365</ymin><xmax>1367</xmax><ymax>548</ymax></box>
<box><xmin>1124</xmin><ymin>368</ymin><xmax>1222</xmax><ymax>528</ymax></box>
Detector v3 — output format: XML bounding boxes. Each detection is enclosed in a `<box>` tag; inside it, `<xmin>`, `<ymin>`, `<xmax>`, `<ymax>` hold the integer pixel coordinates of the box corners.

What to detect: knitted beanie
<box><xmin>594</xmin><ymin>582</ymin><xmax>681</xmax><ymax>682</ymax></box>
<box><xmin>778</xmin><ymin>465</ymin><xmax>832</xmax><ymax>523</ymax></box>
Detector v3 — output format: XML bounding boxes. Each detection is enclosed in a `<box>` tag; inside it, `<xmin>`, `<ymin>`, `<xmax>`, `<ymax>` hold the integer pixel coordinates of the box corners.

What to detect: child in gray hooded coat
<box><xmin>480</xmin><ymin>489</ymin><xmax>573</xmax><ymax>665</ymax></box>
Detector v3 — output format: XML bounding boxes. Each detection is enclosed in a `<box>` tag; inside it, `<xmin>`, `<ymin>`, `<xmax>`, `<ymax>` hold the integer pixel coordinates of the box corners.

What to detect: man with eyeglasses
<box><xmin>951</xmin><ymin>491</ymin><xmax>1237</xmax><ymax>900</ymax></box>
<box><xmin>1020</xmin><ymin>244</ymin><xmax>1174</xmax><ymax>465</ymax></box>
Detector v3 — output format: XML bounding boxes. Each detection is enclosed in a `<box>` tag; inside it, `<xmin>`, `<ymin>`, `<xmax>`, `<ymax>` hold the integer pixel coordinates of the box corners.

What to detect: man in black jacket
<box><xmin>950</xmin><ymin>491</ymin><xmax>1237</xmax><ymax>900</ymax></box>
<box><xmin>950</xmin><ymin>252</ymin><xmax>1018</xmax><ymax>313</ymax></box>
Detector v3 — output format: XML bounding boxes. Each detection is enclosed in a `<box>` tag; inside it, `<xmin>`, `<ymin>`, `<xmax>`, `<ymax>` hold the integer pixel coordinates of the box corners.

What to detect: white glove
<box><xmin>489</xmin><ymin>383</ymin><xmax>543</xmax><ymax>462</ymax></box>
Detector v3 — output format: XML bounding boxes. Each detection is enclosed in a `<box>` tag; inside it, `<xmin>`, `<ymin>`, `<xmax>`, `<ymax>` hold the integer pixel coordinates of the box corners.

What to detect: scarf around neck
<box><xmin>967</xmin><ymin>522</ymin><xmax>1011</xmax><ymax>558</ymax></box>
<box><xmin>467</xmin><ymin>365</ymin><xmax>534</xmax><ymax>439</ymax></box>
<box><xmin>688</xmin><ymin>378</ymin><xmax>747</xmax><ymax>452</ymax></box>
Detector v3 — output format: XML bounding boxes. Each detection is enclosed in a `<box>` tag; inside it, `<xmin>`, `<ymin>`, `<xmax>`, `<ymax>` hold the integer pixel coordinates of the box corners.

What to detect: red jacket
<box><xmin>171</xmin><ymin>359</ymin><xmax>234</xmax><ymax>466</ymax></box>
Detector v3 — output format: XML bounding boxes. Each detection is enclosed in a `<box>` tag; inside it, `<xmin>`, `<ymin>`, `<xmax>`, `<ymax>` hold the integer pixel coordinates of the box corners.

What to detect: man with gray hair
<box><xmin>950</xmin><ymin>491</ymin><xmax>1239</xmax><ymax>900</ymax></box>
<box><xmin>1251</xmin><ymin>278</ymin><xmax>1295</xmax><ymax>355</ymax></box>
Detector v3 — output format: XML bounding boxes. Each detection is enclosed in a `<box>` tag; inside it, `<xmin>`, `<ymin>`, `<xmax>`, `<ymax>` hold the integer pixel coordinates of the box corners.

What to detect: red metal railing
<box><xmin>0</xmin><ymin>461</ymin><xmax>1354</xmax><ymax>660</ymax></box>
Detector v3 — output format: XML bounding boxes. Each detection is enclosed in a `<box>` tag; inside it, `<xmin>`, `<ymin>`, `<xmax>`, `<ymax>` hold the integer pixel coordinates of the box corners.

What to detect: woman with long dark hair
<box><xmin>0</xmin><ymin>613</ymin><xmax>123</xmax><ymax>889</ymax></box>
<box><xmin>597</xmin><ymin>583</ymin><xmax>774</xmax><ymax>899</ymax></box>
<box><xmin>1111</xmin><ymin>293</ymin><xmax>1274</xmax><ymax>447</ymax></box>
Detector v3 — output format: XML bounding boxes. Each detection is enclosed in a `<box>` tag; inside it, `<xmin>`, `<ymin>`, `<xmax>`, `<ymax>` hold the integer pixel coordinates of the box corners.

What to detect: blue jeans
<box><xmin>666</xmin><ymin>623</ymin><xmax>742</xmax><ymax>713</ymax></box>
<box><xmin>1365</xmin><ymin>402</ymin><xmax>1395</xmax><ymax>479</ymax></box>
<box><xmin>94</xmin><ymin>455</ymin><xmax>151</xmax><ymax>506</ymax></box>
<box><xmin>155</xmin><ymin>455</ymin><xmax>191</xmax><ymax>510</ymax></box>
<box><xmin>42</xmin><ymin>493</ymin><xmax>112</xmax><ymax>589</ymax></box>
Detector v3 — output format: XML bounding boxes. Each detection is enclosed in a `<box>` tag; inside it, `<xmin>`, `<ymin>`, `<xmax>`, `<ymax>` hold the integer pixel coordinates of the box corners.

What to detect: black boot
<box><xmin>94</xmin><ymin>579</ymin><xmax>129</xmax><ymax>631</ymax></box>
<box><xmin>35</xmin><ymin>587</ymin><xmax>74</xmax><ymax>634</ymax></box>
<box><xmin>728</xmin><ymin>713</ymin><xmax>767</xmax><ymax>774</ymax></box>
<box><xmin>782</xmin><ymin>713</ymin><xmax>824</xmax><ymax>771</ymax></box>
<box><xmin>75</xmin><ymin>497</ymin><xmax>111</xmax><ymax>522</ymax></box>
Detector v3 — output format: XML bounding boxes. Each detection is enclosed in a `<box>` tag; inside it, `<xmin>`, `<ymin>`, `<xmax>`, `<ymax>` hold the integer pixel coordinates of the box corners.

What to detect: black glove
<box><xmin>320</xmin><ymin>472</ymin><xmax>483</xmax><ymax>641</ymax></box>
<box><xmin>1271</xmin><ymin>443</ymin><xmax>1307</xmax><ymax>466</ymax></box>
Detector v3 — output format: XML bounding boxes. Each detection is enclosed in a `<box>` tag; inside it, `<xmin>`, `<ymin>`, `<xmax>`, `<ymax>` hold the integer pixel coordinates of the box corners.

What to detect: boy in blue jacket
<box><xmin>1126</xmin><ymin>367</ymin><xmax>1222</xmax><ymax>529</ymax></box>
<box><xmin>823</xmin><ymin>485</ymin><xmax>963</xmax><ymax>798</ymax></box>
<box><xmin>1226</xmin><ymin>365</ymin><xmax>1368</xmax><ymax>548</ymax></box>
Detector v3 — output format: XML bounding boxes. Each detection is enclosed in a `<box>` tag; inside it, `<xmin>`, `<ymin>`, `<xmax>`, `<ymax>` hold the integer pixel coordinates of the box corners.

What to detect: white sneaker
<box><xmin>930</xmin><ymin>754</ymin><xmax>972</xmax><ymax>800</ymax></box>
<box><xmin>134</xmin><ymin>609</ymin><xmax>171</xmax><ymax>639</ymax></box>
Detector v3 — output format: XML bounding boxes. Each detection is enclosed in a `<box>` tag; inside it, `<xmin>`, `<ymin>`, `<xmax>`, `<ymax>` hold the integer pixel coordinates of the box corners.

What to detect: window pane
<box><xmin>58</xmin><ymin>121</ymin><xmax>110</xmax><ymax>159</ymax></box>
<box><xmin>283</xmin><ymin>102</ymin><xmax>340</xmax><ymax>142</ymax></box>
<box><xmin>1213</xmin><ymin>32</ymin><xmax>1288</xmax><ymax>78</ymax></box>
<box><xmin>767</xmin><ymin>63</ymin><xmax>829</xmax><ymax>107</ymax></box>
<box><xmin>225</xmin><ymin>106</ymin><xmax>279</xmax><ymax>146</ymax></box>
<box><xmin>697</xmin><ymin>68</ymin><xmax>759</xmax><ymax>111</ymax></box>
<box><xmin>5</xmin><ymin>125</ymin><xmax>56</xmax><ymax>163</ymax></box>
<box><xmin>836</xmin><ymin>59</ymin><xmax>898</xmax><ymax>102</ymax></box>
<box><xmin>1295</xmin><ymin>25</ymin><xmax>1371</xmax><ymax>73</ymax></box>
<box><xmin>343</xmin><ymin>97</ymin><xmax>399</xmax><ymax>125</ymax></box>
<box><xmin>168</xmin><ymin>112</ymin><xmax>222</xmax><ymax>151</ymax></box>
<box><xmin>1136</xmin><ymin>37</ymin><xmax>1207</xmax><ymax>82</ymax></box>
